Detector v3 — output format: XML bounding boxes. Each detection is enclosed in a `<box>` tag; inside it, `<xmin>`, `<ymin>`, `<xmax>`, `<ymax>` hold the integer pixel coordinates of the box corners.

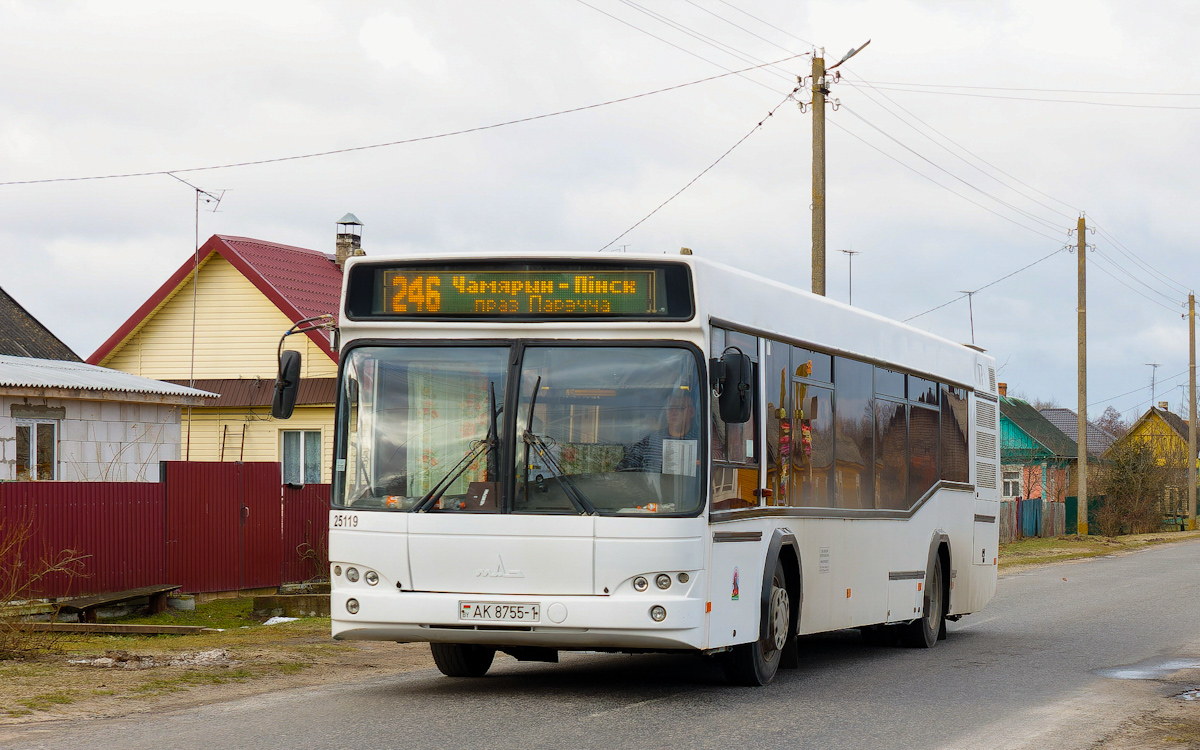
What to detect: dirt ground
<box><xmin>0</xmin><ymin>616</ymin><xmax>435</xmax><ymax>727</ymax></box>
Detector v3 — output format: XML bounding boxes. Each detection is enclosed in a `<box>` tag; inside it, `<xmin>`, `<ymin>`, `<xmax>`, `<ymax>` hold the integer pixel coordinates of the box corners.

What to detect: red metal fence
<box><xmin>0</xmin><ymin>482</ymin><xmax>165</xmax><ymax>598</ymax></box>
<box><xmin>282</xmin><ymin>484</ymin><xmax>331</xmax><ymax>584</ymax></box>
<box><xmin>0</xmin><ymin>463</ymin><xmax>329</xmax><ymax>598</ymax></box>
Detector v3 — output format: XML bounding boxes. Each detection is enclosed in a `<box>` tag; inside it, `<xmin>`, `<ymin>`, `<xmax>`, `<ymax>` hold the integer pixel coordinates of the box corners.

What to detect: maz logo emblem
<box><xmin>477</xmin><ymin>556</ymin><xmax>524</xmax><ymax>578</ymax></box>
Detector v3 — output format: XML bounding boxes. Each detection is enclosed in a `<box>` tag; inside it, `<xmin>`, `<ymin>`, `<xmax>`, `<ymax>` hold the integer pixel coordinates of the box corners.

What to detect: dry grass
<box><xmin>999</xmin><ymin>530</ymin><xmax>1200</xmax><ymax>571</ymax></box>
<box><xmin>0</xmin><ymin>600</ymin><xmax>434</xmax><ymax>725</ymax></box>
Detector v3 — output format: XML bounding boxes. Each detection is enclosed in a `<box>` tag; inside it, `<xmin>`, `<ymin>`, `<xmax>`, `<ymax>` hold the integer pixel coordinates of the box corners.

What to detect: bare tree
<box><xmin>1095</xmin><ymin>406</ymin><xmax>1129</xmax><ymax>440</ymax></box>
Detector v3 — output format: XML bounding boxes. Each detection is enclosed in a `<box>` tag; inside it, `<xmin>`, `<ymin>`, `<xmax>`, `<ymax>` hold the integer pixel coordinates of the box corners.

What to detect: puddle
<box><xmin>1176</xmin><ymin>688</ymin><xmax>1200</xmax><ymax>701</ymax></box>
<box><xmin>1096</xmin><ymin>657</ymin><xmax>1200</xmax><ymax>680</ymax></box>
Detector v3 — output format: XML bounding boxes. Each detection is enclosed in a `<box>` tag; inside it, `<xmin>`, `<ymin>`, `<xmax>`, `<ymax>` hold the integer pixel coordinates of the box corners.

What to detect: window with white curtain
<box><xmin>282</xmin><ymin>430</ymin><xmax>322</xmax><ymax>485</ymax></box>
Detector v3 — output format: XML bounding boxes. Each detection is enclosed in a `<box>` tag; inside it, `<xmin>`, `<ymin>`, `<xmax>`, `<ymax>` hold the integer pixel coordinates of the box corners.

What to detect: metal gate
<box><xmin>164</xmin><ymin>461</ymin><xmax>282</xmax><ymax>592</ymax></box>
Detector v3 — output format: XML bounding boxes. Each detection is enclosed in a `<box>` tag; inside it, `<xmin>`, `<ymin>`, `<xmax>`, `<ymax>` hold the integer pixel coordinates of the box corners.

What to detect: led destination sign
<box><xmin>347</xmin><ymin>261</ymin><xmax>694</xmax><ymax>321</ymax></box>
<box><xmin>380</xmin><ymin>269</ymin><xmax>656</xmax><ymax>316</ymax></box>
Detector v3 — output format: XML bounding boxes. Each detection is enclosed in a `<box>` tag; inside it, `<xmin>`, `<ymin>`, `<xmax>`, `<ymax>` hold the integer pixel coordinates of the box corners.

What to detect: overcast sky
<box><xmin>2</xmin><ymin>0</ymin><xmax>1198</xmax><ymax>423</ymax></box>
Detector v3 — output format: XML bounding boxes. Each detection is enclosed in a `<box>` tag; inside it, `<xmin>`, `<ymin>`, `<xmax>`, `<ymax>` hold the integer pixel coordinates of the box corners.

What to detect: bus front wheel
<box><xmin>723</xmin><ymin>558</ymin><xmax>789</xmax><ymax>686</ymax></box>
<box><xmin>430</xmin><ymin>643</ymin><xmax>496</xmax><ymax>677</ymax></box>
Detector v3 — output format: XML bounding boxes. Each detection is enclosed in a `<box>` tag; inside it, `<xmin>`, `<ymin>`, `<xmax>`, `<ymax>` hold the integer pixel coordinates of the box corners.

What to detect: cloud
<box><xmin>358</xmin><ymin>12</ymin><xmax>446</xmax><ymax>78</ymax></box>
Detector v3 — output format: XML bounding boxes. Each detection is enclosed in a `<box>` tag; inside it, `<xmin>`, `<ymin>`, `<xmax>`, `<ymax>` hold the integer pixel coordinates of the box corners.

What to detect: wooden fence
<box><xmin>999</xmin><ymin>499</ymin><xmax>1066</xmax><ymax>543</ymax></box>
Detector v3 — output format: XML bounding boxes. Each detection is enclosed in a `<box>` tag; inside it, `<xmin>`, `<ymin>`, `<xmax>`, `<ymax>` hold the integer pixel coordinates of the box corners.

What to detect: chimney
<box><xmin>335</xmin><ymin>213</ymin><xmax>364</xmax><ymax>270</ymax></box>
<box><xmin>998</xmin><ymin>382</ymin><xmax>1007</xmax><ymax>397</ymax></box>
<box><xmin>1158</xmin><ymin>401</ymin><xmax>1170</xmax><ymax>411</ymax></box>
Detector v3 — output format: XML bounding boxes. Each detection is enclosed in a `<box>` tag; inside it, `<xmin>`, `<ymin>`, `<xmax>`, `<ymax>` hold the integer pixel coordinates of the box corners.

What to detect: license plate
<box><xmin>459</xmin><ymin>601</ymin><xmax>541</xmax><ymax>623</ymax></box>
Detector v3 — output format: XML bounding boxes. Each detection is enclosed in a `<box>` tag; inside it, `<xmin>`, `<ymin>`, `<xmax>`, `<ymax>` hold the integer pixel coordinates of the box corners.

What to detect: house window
<box><xmin>1002</xmin><ymin>470</ymin><xmax>1021</xmax><ymax>498</ymax></box>
<box><xmin>15</xmin><ymin>420</ymin><xmax>57</xmax><ymax>481</ymax></box>
<box><xmin>282</xmin><ymin>430</ymin><xmax>322</xmax><ymax>485</ymax></box>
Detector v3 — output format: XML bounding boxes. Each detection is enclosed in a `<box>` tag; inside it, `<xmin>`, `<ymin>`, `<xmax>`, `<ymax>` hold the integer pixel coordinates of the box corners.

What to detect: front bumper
<box><xmin>331</xmin><ymin>589</ymin><xmax>706</xmax><ymax>650</ymax></box>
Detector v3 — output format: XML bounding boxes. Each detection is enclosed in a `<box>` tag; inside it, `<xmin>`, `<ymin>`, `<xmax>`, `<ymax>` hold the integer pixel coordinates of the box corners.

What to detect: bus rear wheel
<box><xmin>430</xmin><ymin>643</ymin><xmax>496</xmax><ymax>677</ymax></box>
<box><xmin>723</xmin><ymin>559</ymin><xmax>790</xmax><ymax>686</ymax></box>
<box><xmin>903</xmin><ymin>553</ymin><xmax>945</xmax><ymax>649</ymax></box>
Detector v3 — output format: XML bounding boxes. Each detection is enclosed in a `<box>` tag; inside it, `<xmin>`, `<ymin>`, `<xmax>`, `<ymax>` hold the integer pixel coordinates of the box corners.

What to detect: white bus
<box><xmin>273</xmin><ymin>252</ymin><xmax>1000</xmax><ymax>686</ymax></box>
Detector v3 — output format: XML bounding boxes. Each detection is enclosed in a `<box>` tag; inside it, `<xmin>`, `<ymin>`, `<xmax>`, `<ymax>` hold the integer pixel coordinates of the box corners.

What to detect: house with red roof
<box><xmin>89</xmin><ymin>218</ymin><xmax>364</xmax><ymax>484</ymax></box>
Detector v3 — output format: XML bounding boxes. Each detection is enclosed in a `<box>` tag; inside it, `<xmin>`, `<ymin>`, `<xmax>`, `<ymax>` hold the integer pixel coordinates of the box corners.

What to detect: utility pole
<box><xmin>1146</xmin><ymin>363</ymin><xmax>1162</xmax><ymax>405</ymax></box>
<box><xmin>1077</xmin><ymin>215</ymin><xmax>1088</xmax><ymax>536</ymax></box>
<box><xmin>809</xmin><ymin>41</ymin><xmax>869</xmax><ymax>297</ymax></box>
<box><xmin>811</xmin><ymin>54</ymin><xmax>826</xmax><ymax>296</ymax></box>
<box><xmin>839</xmin><ymin>249</ymin><xmax>860</xmax><ymax>305</ymax></box>
<box><xmin>957</xmin><ymin>290</ymin><xmax>976</xmax><ymax>345</ymax></box>
<box><xmin>1190</xmin><ymin>292</ymin><xmax>1196</xmax><ymax>530</ymax></box>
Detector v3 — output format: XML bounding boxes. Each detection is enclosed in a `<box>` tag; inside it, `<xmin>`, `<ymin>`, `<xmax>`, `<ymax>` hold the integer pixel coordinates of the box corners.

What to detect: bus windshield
<box><xmin>334</xmin><ymin>345</ymin><xmax>703</xmax><ymax>515</ymax></box>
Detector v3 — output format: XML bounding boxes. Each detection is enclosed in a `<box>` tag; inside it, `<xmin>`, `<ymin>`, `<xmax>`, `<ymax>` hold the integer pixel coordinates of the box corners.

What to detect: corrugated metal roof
<box><xmin>0</xmin><ymin>355</ymin><xmax>217</xmax><ymax>399</ymax></box>
<box><xmin>0</xmin><ymin>286</ymin><xmax>82</xmax><ymax>362</ymax></box>
<box><xmin>165</xmin><ymin>378</ymin><xmax>336</xmax><ymax>407</ymax></box>
<box><xmin>1039</xmin><ymin>407</ymin><xmax>1118</xmax><ymax>455</ymax></box>
<box><xmin>1001</xmin><ymin>396</ymin><xmax>1079</xmax><ymax>460</ymax></box>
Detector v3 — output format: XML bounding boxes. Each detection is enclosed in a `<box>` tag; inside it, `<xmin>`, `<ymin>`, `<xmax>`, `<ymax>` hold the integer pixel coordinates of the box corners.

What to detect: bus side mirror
<box><xmin>272</xmin><ymin>350</ymin><xmax>302</xmax><ymax>419</ymax></box>
<box><xmin>710</xmin><ymin>351</ymin><xmax>753</xmax><ymax>424</ymax></box>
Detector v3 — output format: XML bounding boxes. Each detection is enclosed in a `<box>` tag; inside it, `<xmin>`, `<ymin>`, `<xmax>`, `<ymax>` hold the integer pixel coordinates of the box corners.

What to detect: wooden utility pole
<box><xmin>811</xmin><ymin>54</ymin><xmax>826</xmax><ymax>296</ymax></box>
<box><xmin>1190</xmin><ymin>292</ymin><xmax>1197</xmax><ymax>530</ymax></box>
<box><xmin>1077</xmin><ymin>215</ymin><xmax>1088</xmax><ymax>535</ymax></box>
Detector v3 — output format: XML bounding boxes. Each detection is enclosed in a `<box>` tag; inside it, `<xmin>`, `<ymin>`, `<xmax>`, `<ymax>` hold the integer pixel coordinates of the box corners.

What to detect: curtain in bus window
<box><xmin>940</xmin><ymin>385</ymin><xmax>969</xmax><ymax>483</ymax></box>
<box><xmin>834</xmin><ymin>358</ymin><xmax>874</xmax><ymax>509</ymax></box>
<box><xmin>909</xmin><ymin>405</ymin><xmax>940</xmax><ymax>504</ymax></box>
<box><xmin>875</xmin><ymin>400</ymin><xmax>907</xmax><ymax>510</ymax></box>
<box><xmin>765</xmin><ymin>340</ymin><xmax>790</xmax><ymax>506</ymax></box>
<box><xmin>407</xmin><ymin>363</ymin><xmax>489</xmax><ymax>499</ymax></box>
<box><xmin>790</xmin><ymin>383</ymin><xmax>832</xmax><ymax>507</ymax></box>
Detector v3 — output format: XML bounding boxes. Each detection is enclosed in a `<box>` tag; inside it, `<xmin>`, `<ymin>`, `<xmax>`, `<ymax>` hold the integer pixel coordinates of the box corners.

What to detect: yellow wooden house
<box><xmin>1116</xmin><ymin>404</ymin><xmax>1194</xmax><ymax>466</ymax></box>
<box><xmin>89</xmin><ymin>233</ymin><xmax>355</xmax><ymax>484</ymax></box>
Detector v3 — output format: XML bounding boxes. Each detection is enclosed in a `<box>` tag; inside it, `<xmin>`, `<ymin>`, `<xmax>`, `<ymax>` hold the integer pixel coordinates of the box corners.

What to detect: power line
<box><xmin>840</xmin><ymin>84</ymin><xmax>1200</xmax><ymax>110</ymax></box>
<box><xmin>1089</xmin><ymin>368</ymin><xmax>1187</xmax><ymax>408</ymax></box>
<box><xmin>856</xmin><ymin>80</ymin><xmax>1200</xmax><ymax>97</ymax></box>
<box><xmin>1092</xmin><ymin>247</ymin><xmax>1180</xmax><ymax>305</ymax></box>
<box><xmin>572</xmin><ymin>0</ymin><xmax>796</xmax><ymax>97</ymax></box>
<box><xmin>1091</xmin><ymin>223</ymin><xmax>1193</xmax><ymax>296</ymax></box>
<box><xmin>840</xmin><ymin>74</ymin><xmax>1081</xmax><ymax>220</ymax></box>
<box><xmin>599</xmin><ymin>86</ymin><xmax>799</xmax><ymax>251</ymax></box>
<box><xmin>830</xmin><ymin>108</ymin><xmax>1068</xmax><ymax>239</ymax></box>
<box><xmin>614</xmin><ymin>0</ymin><xmax>799</xmax><ymax>85</ymax></box>
<box><xmin>680</xmin><ymin>0</ymin><xmax>802</xmax><ymax>58</ymax></box>
<box><xmin>711</xmin><ymin>0</ymin><xmax>816</xmax><ymax>48</ymax></box>
<box><xmin>1088</xmin><ymin>252</ymin><xmax>1183</xmax><ymax>313</ymax></box>
<box><xmin>0</xmin><ymin>54</ymin><xmax>804</xmax><ymax>187</ymax></box>
<box><xmin>902</xmin><ymin>246</ymin><xmax>1067</xmax><ymax>322</ymax></box>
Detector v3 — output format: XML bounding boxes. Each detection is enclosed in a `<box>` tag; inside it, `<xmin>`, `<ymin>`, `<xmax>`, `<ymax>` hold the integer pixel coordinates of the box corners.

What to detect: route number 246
<box><xmin>391</xmin><ymin>276</ymin><xmax>441</xmax><ymax>313</ymax></box>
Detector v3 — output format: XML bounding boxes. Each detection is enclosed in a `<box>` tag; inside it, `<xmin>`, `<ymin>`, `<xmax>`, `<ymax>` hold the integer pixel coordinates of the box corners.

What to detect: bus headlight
<box><xmin>346</xmin><ymin>567</ymin><xmax>360</xmax><ymax>583</ymax></box>
<box><xmin>365</xmin><ymin>571</ymin><xmax>379</xmax><ymax>586</ymax></box>
<box><xmin>346</xmin><ymin>598</ymin><xmax>360</xmax><ymax>615</ymax></box>
<box><xmin>655</xmin><ymin>574</ymin><xmax>671</xmax><ymax>590</ymax></box>
<box><xmin>650</xmin><ymin>605</ymin><xmax>667</xmax><ymax>622</ymax></box>
<box><xmin>633</xmin><ymin>576</ymin><xmax>649</xmax><ymax>592</ymax></box>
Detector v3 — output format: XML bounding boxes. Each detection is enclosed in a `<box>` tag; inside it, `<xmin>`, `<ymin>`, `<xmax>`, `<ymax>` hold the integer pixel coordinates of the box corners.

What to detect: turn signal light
<box><xmin>346</xmin><ymin>567</ymin><xmax>360</xmax><ymax>583</ymax></box>
<box><xmin>365</xmin><ymin>571</ymin><xmax>379</xmax><ymax>586</ymax></box>
<box><xmin>655</xmin><ymin>574</ymin><xmax>672</xmax><ymax>590</ymax></box>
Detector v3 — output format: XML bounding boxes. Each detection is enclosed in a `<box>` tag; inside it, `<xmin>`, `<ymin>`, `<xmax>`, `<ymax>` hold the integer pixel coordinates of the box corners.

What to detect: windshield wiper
<box><xmin>521</xmin><ymin>430</ymin><xmax>596</xmax><ymax>515</ymax></box>
<box><xmin>412</xmin><ymin>380</ymin><xmax>501</xmax><ymax>513</ymax></box>
<box><xmin>521</xmin><ymin>375</ymin><xmax>596</xmax><ymax>516</ymax></box>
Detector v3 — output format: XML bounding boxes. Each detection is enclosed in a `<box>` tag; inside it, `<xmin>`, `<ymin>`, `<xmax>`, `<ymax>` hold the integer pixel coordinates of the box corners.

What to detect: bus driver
<box><xmin>617</xmin><ymin>388</ymin><xmax>700</xmax><ymax>476</ymax></box>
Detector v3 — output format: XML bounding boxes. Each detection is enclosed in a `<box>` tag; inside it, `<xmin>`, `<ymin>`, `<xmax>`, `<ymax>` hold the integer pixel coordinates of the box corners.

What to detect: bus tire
<box><xmin>723</xmin><ymin>558</ymin><xmax>789</xmax><ymax>686</ymax></box>
<box><xmin>903</xmin><ymin>553</ymin><xmax>945</xmax><ymax>649</ymax></box>
<box><xmin>430</xmin><ymin>643</ymin><xmax>496</xmax><ymax>677</ymax></box>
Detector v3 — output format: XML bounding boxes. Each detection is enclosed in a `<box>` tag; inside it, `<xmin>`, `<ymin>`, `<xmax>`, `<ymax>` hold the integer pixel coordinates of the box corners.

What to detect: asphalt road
<box><xmin>10</xmin><ymin>541</ymin><xmax>1200</xmax><ymax>750</ymax></box>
